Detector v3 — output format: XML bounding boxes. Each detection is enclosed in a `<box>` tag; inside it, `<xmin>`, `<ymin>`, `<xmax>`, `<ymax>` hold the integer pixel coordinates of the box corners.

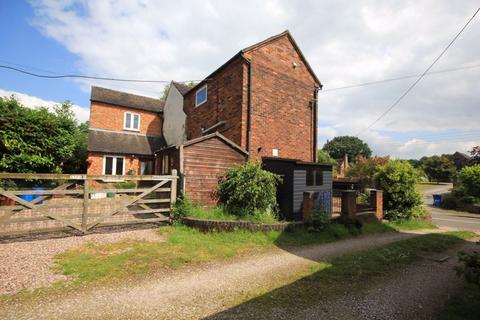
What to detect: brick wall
<box><xmin>90</xmin><ymin>102</ymin><xmax>163</xmax><ymax>137</ymax></box>
<box><xmin>244</xmin><ymin>34</ymin><xmax>317</xmax><ymax>162</ymax></box>
<box><xmin>183</xmin><ymin>34</ymin><xmax>317</xmax><ymax>163</ymax></box>
<box><xmin>87</xmin><ymin>152</ymin><xmax>141</xmax><ymax>175</ymax></box>
<box><xmin>184</xmin><ymin>57</ymin><xmax>247</xmax><ymax>148</ymax></box>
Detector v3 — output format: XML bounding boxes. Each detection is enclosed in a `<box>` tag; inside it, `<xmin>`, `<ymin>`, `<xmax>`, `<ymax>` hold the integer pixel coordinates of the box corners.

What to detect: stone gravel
<box><xmin>0</xmin><ymin>230</ymin><xmax>433</xmax><ymax>320</ymax></box>
<box><xmin>0</xmin><ymin>227</ymin><xmax>163</xmax><ymax>295</ymax></box>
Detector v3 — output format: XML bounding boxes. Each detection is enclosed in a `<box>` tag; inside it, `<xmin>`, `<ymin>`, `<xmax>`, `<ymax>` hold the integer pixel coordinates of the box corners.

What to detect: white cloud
<box><xmin>27</xmin><ymin>0</ymin><xmax>480</xmax><ymax>157</ymax></box>
<box><xmin>0</xmin><ymin>89</ymin><xmax>89</xmax><ymax>123</ymax></box>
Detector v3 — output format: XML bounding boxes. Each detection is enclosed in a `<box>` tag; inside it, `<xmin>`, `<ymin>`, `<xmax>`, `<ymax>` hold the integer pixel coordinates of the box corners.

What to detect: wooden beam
<box><xmin>86</xmin><ymin>179</ymin><xmax>169</xmax><ymax>230</ymax></box>
<box><xmin>0</xmin><ymin>173</ymin><xmax>178</xmax><ymax>181</ymax></box>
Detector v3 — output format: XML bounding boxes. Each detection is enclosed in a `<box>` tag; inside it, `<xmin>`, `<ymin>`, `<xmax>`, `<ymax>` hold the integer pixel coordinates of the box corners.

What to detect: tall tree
<box><xmin>0</xmin><ymin>96</ymin><xmax>86</xmax><ymax>173</ymax></box>
<box><xmin>422</xmin><ymin>155</ymin><xmax>456</xmax><ymax>183</ymax></box>
<box><xmin>322</xmin><ymin>136</ymin><xmax>372</xmax><ymax>161</ymax></box>
<box><xmin>346</xmin><ymin>156</ymin><xmax>390</xmax><ymax>190</ymax></box>
<box><xmin>470</xmin><ymin>146</ymin><xmax>480</xmax><ymax>165</ymax></box>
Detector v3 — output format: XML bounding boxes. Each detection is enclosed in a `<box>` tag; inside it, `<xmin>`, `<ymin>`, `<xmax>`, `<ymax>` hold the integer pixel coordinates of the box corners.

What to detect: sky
<box><xmin>0</xmin><ymin>0</ymin><xmax>479</xmax><ymax>159</ymax></box>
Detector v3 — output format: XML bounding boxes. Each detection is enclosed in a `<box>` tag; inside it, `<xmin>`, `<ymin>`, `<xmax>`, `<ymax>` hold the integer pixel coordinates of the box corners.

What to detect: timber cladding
<box><xmin>183</xmin><ymin>136</ymin><xmax>246</xmax><ymax>206</ymax></box>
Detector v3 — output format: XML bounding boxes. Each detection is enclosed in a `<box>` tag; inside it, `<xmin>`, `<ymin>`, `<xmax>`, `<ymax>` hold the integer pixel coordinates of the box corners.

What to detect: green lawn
<box><xmin>415</xmin><ymin>182</ymin><xmax>446</xmax><ymax>193</ymax></box>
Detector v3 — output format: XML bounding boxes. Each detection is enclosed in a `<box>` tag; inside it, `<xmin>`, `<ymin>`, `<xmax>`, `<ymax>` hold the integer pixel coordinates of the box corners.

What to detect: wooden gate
<box><xmin>0</xmin><ymin>170</ymin><xmax>178</xmax><ymax>237</ymax></box>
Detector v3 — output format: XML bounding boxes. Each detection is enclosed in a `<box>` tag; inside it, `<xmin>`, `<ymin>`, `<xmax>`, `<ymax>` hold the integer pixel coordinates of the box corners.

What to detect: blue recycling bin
<box><xmin>19</xmin><ymin>187</ymin><xmax>46</xmax><ymax>204</ymax></box>
<box><xmin>432</xmin><ymin>194</ymin><xmax>442</xmax><ymax>207</ymax></box>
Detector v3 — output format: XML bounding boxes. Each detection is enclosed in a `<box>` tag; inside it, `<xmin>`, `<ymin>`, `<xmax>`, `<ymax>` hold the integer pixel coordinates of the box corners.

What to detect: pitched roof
<box><xmin>188</xmin><ymin>30</ymin><xmax>322</xmax><ymax>93</ymax></box>
<box><xmin>88</xmin><ymin>129</ymin><xmax>166</xmax><ymax>155</ymax></box>
<box><xmin>156</xmin><ymin>132</ymin><xmax>247</xmax><ymax>155</ymax></box>
<box><xmin>90</xmin><ymin>86</ymin><xmax>164</xmax><ymax>113</ymax></box>
<box><xmin>242</xmin><ymin>30</ymin><xmax>321</xmax><ymax>87</ymax></box>
<box><xmin>171</xmin><ymin>82</ymin><xmax>192</xmax><ymax>96</ymax></box>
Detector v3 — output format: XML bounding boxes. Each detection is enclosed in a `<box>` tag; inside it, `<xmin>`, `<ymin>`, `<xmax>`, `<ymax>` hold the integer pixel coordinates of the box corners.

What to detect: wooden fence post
<box><xmin>170</xmin><ymin>169</ymin><xmax>178</xmax><ymax>223</ymax></box>
<box><xmin>82</xmin><ymin>179</ymin><xmax>89</xmax><ymax>233</ymax></box>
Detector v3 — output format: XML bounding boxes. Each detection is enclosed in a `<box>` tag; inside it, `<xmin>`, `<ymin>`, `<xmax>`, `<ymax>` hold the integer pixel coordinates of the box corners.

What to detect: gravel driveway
<box><xmin>0</xmin><ymin>230</ymin><xmax>437</xmax><ymax>320</ymax></box>
<box><xmin>0</xmin><ymin>227</ymin><xmax>163</xmax><ymax>295</ymax></box>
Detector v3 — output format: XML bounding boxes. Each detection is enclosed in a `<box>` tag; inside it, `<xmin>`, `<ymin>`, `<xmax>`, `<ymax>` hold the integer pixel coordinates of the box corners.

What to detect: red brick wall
<box><xmin>184</xmin><ymin>57</ymin><xmax>247</xmax><ymax>148</ymax></box>
<box><xmin>244</xmin><ymin>34</ymin><xmax>317</xmax><ymax>162</ymax></box>
<box><xmin>183</xmin><ymin>34</ymin><xmax>317</xmax><ymax>163</ymax></box>
<box><xmin>183</xmin><ymin>137</ymin><xmax>246</xmax><ymax>207</ymax></box>
<box><xmin>90</xmin><ymin>102</ymin><xmax>163</xmax><ymax>136</ymax></box>
<box><xmin>87</xmin><ymin>152</ymin><xmax>143</xmax><ymax>175</ymax></box>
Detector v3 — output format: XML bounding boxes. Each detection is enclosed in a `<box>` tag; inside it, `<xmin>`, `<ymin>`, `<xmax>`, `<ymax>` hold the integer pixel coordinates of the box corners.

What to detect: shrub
<box><xmin>441</xmin><ymin>193</ymin><xmax>457</xmax><ymax>210</ymax></box>
<box><xmin>374</xmin><ymin>160</ymin><xmax>422</xmax><ymax>221</ymax></box>
<box><xmin>217</xmin><ymin>162</ymin><xmax>282</xmax><ymax>215</ymax></box>
<box><xmin>459</xmin><ymin>165</ymin><xmax>480</xmax><ymax>197</ymax></box>
<box><xmin>308</xmin><ymin>209</ymin><xmax>331</xmax><ymax>232</ymax></box>
<box><xmin>173</xmin><ymin>195</ymin><xmax>193</xmax><ymax>221</ymax></box>
<box><xmin>459</xmin><ymin>195</ymin><xmax>476</xmax><ymax>204</ymax></box>
<box><xmin>456</xmin><ymin>251</ymin><xmax>480</xmax><ymax>287</ymax></box>
<box><xmin>115</xmin><ymin>181</ymin><xmax>136</xmax><ymax>189</ymax></box>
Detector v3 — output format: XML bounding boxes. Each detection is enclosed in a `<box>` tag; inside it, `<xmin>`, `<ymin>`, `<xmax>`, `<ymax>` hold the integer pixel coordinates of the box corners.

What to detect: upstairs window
<box><xmin>124</xmin><ymin>112</ymin><xmax>140</xmax><ymax>131</ymax></box>
<box><xmin>104</xmin><ymin>156</ymin><xmax>124</xmax><ymax>175</ymax></box>
<box><xmin>195</xmin><ymin>85</ymin><xmax>207</xmax><ymax>107</ymax></box>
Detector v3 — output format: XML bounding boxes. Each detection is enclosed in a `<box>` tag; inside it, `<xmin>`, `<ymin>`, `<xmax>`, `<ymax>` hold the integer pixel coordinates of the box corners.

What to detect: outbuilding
<box><xmin>262</xmin><ymin>157</ymin><xmax>333</xmax><ymax>221</ymax></box>
<box><xmin>155</xmin><ymin>132</ymin><xmax>247</xmax><ymax>207</ymax></box>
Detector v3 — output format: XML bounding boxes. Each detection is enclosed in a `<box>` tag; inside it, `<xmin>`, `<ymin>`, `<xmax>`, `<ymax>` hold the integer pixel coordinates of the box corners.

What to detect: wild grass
<box><xmin>385</xmin><ymin>219</ymin><xmax>437</xmax><ymax>231</ymax></box>
<box><xmin>228</xmin><ymin>231</ymin><xmax>477</xmax><ymax>313</ymax></box>
<box><xmin>54</xmin><ymin>222</ymin><xmax>395</xmax><ymax>286</ymax></box>
<box><xmin>186</xmin><ymin>205</ymin><xmax>278</xmax><ymax>224</ymax></box>
<box><xmin>437</xmin><ymin>282</ymin><xmax>480</xmax><ymax>320</ymax></box>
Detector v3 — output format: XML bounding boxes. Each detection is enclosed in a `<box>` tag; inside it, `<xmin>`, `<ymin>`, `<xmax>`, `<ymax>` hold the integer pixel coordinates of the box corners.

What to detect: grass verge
<box><xmin>223</xmin><ymin>231</ymin><xmax>476</xmax><ymax>316</ymax></box>
<box><xmin>52</xmin><ymin>222</ymin><xmax>397</xmax><ymax>286</ymax></box>
<box><xmin>437</xmin><ymin>282</ymin><xmax>480</xmax><ymax>320</ymax></box>
<box><xmin>385</xmin><ymin>219</ymin><xmax>437</xmax><ymax>231</ymax></box>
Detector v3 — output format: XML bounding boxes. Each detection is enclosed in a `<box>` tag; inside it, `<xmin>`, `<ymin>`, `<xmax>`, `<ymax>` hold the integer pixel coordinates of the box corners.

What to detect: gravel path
<box><xmin>268</xmin><ymin>239</ymin><xmax>479</xmax><ymax>320</ymax></box>
<box><xmin>0</xmin><ymin>230</ymin><xmax>434</xmax><ymax>320</ymax></box>
<box><xmin>0</xmin><ymin>228</ymin><xmax>163</xmax><ymax>295</ymax></box>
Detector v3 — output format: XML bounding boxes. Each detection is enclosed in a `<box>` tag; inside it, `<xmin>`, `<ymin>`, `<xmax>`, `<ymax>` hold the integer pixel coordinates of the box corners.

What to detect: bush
<box><xmin>460</xmin><ymin>195</ymin><xmax>477</xmax><ymax>205</ymax></box>
<box><xmin>173</xmin><ymin>195</ymin><xmax>193</xmax><ymax>221</ymax></box>
<box><xmin>374</xmin><ymin>160</ymin><xmax>422</xmax><ymax>221</ymax></box>
<box><xmin>308</xmin><ymin>209</ymin><xmax>331</xmax><ymax>232</ymax></box>
<box><xmin>459</xmin><ymin>165</ymin><xmax>480</xmax><ymax>197</ymax></box>
<box><xmin>456</xmin><ymin>251</ymin><xmax>480</xmax><ymax>287</ymax></box>
<box><xmin>441</xmin><ymin>193</ymin><xmax>458</xmax><ymax>210</ymax></box>
<box><xmin>115</xmin><ymin>181</ymin><xmax>136</xmax><ymax>189</ymax></box>
<box><xmin>217</xmin><ymin>162</ymin><xmax>282</xmax><ymax>215</ymax></box>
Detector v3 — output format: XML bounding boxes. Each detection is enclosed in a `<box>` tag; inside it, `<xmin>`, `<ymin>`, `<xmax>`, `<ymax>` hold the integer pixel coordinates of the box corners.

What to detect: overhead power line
<box><xmin>0</xmin><ymin>64</ymin><xmax>202</xmax><ymax>84</ymax></box>
<box><xmin>321</xmin><ymin>64</ymin><xmax>480</xmax><ymax>92</ymax></box>
<box><xmin>355</xmin><ymin>7</ymin><xmax>480</xmax><ymax>136</ymax></box>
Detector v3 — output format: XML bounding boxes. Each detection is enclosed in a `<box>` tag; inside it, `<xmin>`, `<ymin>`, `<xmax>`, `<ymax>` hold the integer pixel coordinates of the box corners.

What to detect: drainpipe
<box><xmin>242</xmin><ymin>54</ymin><xmax>252</xmax><ymax>160</ymax></box>
<box><xmin>313</xmin><ymin>86</ymin><xmax>320</xmax><ymax>162</ymax></box>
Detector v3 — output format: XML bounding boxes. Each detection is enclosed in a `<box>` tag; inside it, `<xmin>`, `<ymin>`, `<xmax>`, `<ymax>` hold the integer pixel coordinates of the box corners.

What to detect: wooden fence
<box><xmin>0</xmin><ymin>171</ymin><xmax>178</xmax><ymax>237</ymax></box>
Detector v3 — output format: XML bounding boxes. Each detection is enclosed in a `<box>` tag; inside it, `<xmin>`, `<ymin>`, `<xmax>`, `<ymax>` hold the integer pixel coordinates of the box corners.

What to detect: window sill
<box><xmin>123</xmin><ymin>128</ymin><xmax>140</xmax><ymax>132</ymax></box>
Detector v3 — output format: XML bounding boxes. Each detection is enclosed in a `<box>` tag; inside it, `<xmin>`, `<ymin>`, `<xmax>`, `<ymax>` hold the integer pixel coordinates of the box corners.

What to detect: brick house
<box><xmin>182</xmin><ymin>30</ymin><xmax>322</xmax><ymax>162</ymax></box>
<box><xmin>87</xmin><ymin>30</ymin><xmax>327</xmax><ymax>210</ymax></box>
<box><xmin>87</xmin><ymin>86</ymin><xmax>166</xmax><ymax>175</ymax></box>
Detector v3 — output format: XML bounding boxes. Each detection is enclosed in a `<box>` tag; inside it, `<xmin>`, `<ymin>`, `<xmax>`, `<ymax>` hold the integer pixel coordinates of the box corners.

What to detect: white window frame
<box><xmin>103</xmin><ymin>155</ymin><xmax>125</xmax><ymax>175</ymax></box>
<box><xmin>124</xmin><ymin>112</ymin><xmax>140</xmax><ymax>131</ymax></box>
<box><xmin>195</xmin><ymin>85</ymin><xmax>208</xmax><ymax>107</ymax></box>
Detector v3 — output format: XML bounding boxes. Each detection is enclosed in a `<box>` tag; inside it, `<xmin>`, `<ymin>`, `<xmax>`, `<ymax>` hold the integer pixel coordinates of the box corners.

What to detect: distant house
<box><xmin>87</xmin><ymin>30</ymin><xmax>331</xmax><ymax>215</ymax></box>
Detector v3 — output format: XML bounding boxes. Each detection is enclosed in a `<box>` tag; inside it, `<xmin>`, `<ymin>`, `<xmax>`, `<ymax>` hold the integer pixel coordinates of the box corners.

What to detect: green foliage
<box><xmin>0</xmin><ymin>96</ymin><xmax>88</xmax><ymax>173</ymax></box>
<box><xmin>317</xmin><ymin>149</ymin><xmax>337</xmax><ymax>176</ymax></box>
<box><xmin>0</xmin><ymin>179</ymin><xmax>17</xmax><ymax>190</ymax></box>
<box><xmin>307</xmin><ymin>209</ymin><xmax>331</xmax><ymax>232</ymax></box>
<box><xmin>422</xmin><ymin>155</ymin><xmax>456</xmax><ymax>183</ymax></box>
<box><xmin>458</xmin><ymin>165</ymin><xmax>480</xmax><ymax>197</ymax></box>
<box><xmin>115</xmin><ymin>181</ymin><xmax>136</xmax><ymax>189</ymax></box>
<box><xmin>217</xmin><ymin>162</ymin><xmax>282</xmax><ymax>214</ymax></box>
<box><xmin>322</xmin><ymin>136</ymin><xmax>372</xmax><ymax>161</ymax></box>
<box><xmin>441</xmin><ymin>193</ymin><xmax>458</xmax><ymax>209</ymax></box>
<box><xmin>374</xmin><ymin>160</ymin><xmax>422</xmax><ymax>221</ymax></box>
<box><xmin>456</xmin><ymin>251</ymin><xmax>480</xmax><ymax>287</ymax></box>
<box><xmin>174</xmin><ymin>196</ymin><xmax>278</xmax><ymax>223</ymax></box>
<box><xmin>346</xmin><ymin>156</ymin><xmax>389</xmax><ymax>190</ymax></box>
<box><xmin>61</xmin><ymin>121</ymin><xmax>89</xmax><ymax>173</ymax></box>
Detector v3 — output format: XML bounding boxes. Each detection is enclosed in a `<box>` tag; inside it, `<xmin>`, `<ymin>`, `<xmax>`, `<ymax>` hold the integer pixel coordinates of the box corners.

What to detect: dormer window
<box><xmin>195</xmin><ymin>85</ymin><xmax>207</xmax><ymax>107</ymax></box>
<box><xmin>124</xmin><ymin>112</ymin><xmax>140</xmax><ymax>131</ymax></box>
